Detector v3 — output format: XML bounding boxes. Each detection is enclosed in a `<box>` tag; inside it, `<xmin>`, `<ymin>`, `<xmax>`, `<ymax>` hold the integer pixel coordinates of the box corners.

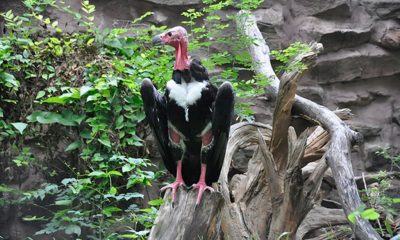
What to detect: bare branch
<box><xmin>236</xmin><ymin>10</ymin><xmax>382</xmax><ymax>240</ymax></box>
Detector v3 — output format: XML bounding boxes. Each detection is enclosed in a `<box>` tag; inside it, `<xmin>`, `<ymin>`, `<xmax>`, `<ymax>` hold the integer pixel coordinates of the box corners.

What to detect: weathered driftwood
<box><xmin>236</xmin><ymin>10</ymin><xmax>381</xmax><ymax>239</ymax></box>
<box><xmin>264</xmin><ymin>38</ymin><xmax>323</xmax><ymax>238</ymax></box>
<box><xmin>148</xmin><ymin>188</ymin><xmax>223</xmax><ymax>240</ymax></box>
<box><xmin>296</xmin><ymin>206</ymin><xmax>348</xmax><ymax>240</ymax></box>
<box><xmin>269</xmin><ymin>56</ymin><xmax>300</xmax><ymax>171</ymax></box>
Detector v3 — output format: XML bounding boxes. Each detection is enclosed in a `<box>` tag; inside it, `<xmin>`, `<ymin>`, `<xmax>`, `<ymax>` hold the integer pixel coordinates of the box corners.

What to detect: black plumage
<box><xmin>142</xmin><ymin>60</ymin><xmax>233</xmax><ymax>186</ymax></box>
<box><xmin>141</xmin><ymin>26</ymin><xmax>234</xmax><ymax>203</ymax></box>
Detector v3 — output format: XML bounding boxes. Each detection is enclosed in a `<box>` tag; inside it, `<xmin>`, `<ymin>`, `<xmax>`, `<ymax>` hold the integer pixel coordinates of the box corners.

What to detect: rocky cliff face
<box><xmin>279</xmin><ymin>0</ymin><xmax>400</xmax><ymax>172</ymax></box>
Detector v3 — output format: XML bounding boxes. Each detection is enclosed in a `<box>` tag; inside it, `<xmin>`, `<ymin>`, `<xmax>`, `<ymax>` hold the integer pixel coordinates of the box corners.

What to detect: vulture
<box><xmin>140</xmin><ymin>26</ymin><xmax>234</xmax><ymax>204</ymax></box>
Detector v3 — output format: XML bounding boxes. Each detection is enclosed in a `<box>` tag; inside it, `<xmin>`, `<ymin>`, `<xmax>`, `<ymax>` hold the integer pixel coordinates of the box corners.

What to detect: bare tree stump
<box><xmin>148</xmin><ymin>188</ymin><xmax>223</xmax><ymax>240</ymax></box>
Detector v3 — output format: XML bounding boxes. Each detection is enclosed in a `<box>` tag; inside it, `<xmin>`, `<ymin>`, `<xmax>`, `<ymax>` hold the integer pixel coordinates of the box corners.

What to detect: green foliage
<box><xmin>271</xmin><ymin>42</ymin><xmax>312</xmax><ymax>73</ymax></box>
<box><xmin>376</xmin><ymin>148</ymin><xmax>400</xmax><ymax>170</ymax></box>
<box><xmin>347</xmin><ymin>205</ymin><xmax>380</xmax><ymax>224</ymax></box>
<box><xmin>0</xmin><ymin>1</ymin><xmax>167</xmax><ymax>239</ymax></box>
<box><xmin>349</xmin><ymin>166</ymin><xmax>400</xmax><ymax>238</ymax></box>
<box><xmin>181</xmin><ymin>1</ymin><xmax>270</xmax><ymax>120</ymax></box>
<box><xmin>12</xmin><ymin>147</ymin><xmax>35</xmax><ymax>167</ymax></box>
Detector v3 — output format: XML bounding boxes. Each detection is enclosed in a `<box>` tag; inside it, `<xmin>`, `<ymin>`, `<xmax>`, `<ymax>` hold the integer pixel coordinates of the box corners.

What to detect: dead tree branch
<box><xmin>236</xmin><ymin>10</ymin><xmax>381</xmax><ymax>240</ymax></box>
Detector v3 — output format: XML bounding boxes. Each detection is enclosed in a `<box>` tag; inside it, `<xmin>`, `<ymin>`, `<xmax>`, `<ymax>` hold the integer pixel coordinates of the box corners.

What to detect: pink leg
<box><xmin>192</xmin><ymin>163</ymin><xmax>215</xmax><ymax>205</ymax></box>
<box><xmin>160</xmin><ymin>160</ymin><xmax>184</xmax><ymax>202</ymax></box>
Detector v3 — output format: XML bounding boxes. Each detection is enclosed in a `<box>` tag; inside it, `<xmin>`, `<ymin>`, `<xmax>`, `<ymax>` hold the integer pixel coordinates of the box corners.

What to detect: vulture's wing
<box><xmin>206</xmin><ymin>82</ymin><xmax>234</xmax><ymax>184</ymax></box>
<box><xmin>141</xmin><ymin>79</ymin><xmax>176</xmax><ymax>176</ymax></box>
<box><xmin>190</xmin><ymin>59</ymin><xmax>209</xmax><ymax>81</ymax></box>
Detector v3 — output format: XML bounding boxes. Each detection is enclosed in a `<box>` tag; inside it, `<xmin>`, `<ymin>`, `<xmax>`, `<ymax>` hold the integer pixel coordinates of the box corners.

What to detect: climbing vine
<box><xmin>0</xmin><ymin>1</ymin><xmax>168</xmax><ymax>239</ymax></box>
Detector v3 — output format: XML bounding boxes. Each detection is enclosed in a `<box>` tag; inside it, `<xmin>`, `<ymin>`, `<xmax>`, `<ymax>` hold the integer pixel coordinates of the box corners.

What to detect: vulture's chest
<box><xmin>166</xmin><ymin>80</ymin><xmax>207</xmax><ymax>108</ymax></box>
<box><xmin>166</xmin><ymin>79</ymin><xmax>212</xmax><ymax>124</ymax></box>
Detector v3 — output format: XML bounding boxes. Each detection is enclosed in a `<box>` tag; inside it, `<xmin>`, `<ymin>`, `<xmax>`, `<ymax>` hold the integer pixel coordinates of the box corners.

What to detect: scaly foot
<box><xmin>192</xmin><ymin>181</ymin><xmax>215</xmax><ymax>205</ymax></box>
<box><xmin>160</xmin><ymin>180</ymin><xmax>184</xmax><ymax>202</ymax></box>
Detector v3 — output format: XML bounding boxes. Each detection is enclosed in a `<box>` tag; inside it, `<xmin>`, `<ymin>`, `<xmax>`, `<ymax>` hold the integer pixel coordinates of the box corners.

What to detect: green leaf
<box><xmin>80</xmin><ymin>85</ymin><xmax>93</xmax><ymax>96</ymax></box>
<box><xmin>86</xmin><ymin>38</ymin><xmax>95</xmax><ymax>45</ymax></box>
<box><xmin>392</xmin><ymin>198</ymin><xmax>400</xmax><ymax>203</ymax></box>
<box><xmin>11</xmin><ymin>122</ymin><xmax>28</xmax><ymax>134</ymax></box>
<box><xmin>148</xmin><ymin>198</ymin><xmax>164</xmax><ymax>206</ymax></box>
<box><xmin>65</xmin><ymin>224</ymin><xmax>81</xmax><ymax>236</ymax></box>
<box><xmin>55</xmin><ymin>199</ymin><xmax>72</xmax><ymax>206</ymax></box>
<box><xmin>27</xmin><ymin>111</ymin><xmax>84</xmax><ymax>126</ymax></box>
<box><xmin>360</xmin><ymin>208</ymin><xmax>380</xmax><ymax>221</ymax></box>
<box><xmin>140</xmin><ymin>207</ymin><xmax>154</xmax><ymax>213</ymax></box>
<box><xmin>49</xmin><ymin>37</ymin><xmax>60</xmax><ymax>44</ymax></box>
<box><xmin>44</xmin><ymin>18</ymin><xmax>51</xmax><ymax>25</ymax></box>
<box><xmin>0</xmin><ymin>184</ymin><xmax>13</xmax><ymax>192</ymax></box>
<box><xmin>122</xmin><ymin>164</ymin><xmax>133</xmax><ymax>173</ymax></box>
<box><xmin>115</xmin><ymin>115</ymin><xmax>124</xmax><ymax>129</ymax></box>
<box><xmin>51</xmin><ymin>21</ymin><xmax>58</xmax><ymax>28</ymax></box>
<box><xmin>65</xmin><ymin>141</ymin><xmax>81</xmax><ymax>152</ymax></box>
<box><xmin>347</xmin><ymin>212</ymin><xmax>358</xmax><ymax>224</ymax></box>
<box><xmin>108</xmin><ymin>170</ymin><xmax>123</xmax><ymax>176</ymax></box>
<box><xmin>22</xmin><ymin>49</ymin><xmax>30</xmax><ymax>58</ymax></box>
<box><xmin>102</xmin><ymin>206</ymin><xmax>122</xmax><ymax>217</ymax></box>
<box><xmin>36</xmin><ymin>113</ymin><xmax>61</xmax><ymax>124</ymax></box>
<box><xmin>61</xmin><ymin>178</ymin><xmax>76</xmax><ymax>185</ymax></box>
<box><xmin>384</xmin><ymin>219</ymin><xmax>394</xmax><ymax>235</ymax></box>
<box><xmin>35</xmin><ymin>91</ymin><xmax>46</xmax><ymax>99</ymax></box>
<box><xmin>80</xmin><ymin>129</ymin><xmax>91</xmax><ymax>139</ymax></box>
<box><xmin>98</xmin><ymin>135</ymin><xmax>111</xmax><ymax>148</ymax></box>
<box><xmin>43</xmin><ymin>91</ymin><xmax>80</xmax><ymax>104</ymax></box>
<box><xmin>54</xmin><ymin>45</ymin><xmax>63</xmax><ymax>56</ymax></box>
<box><xmin>60</xmin><ymin>110</ymin><xmax>84</xmax><ymax>126</ymax></box>
<box><xmin>43</xmin><ymin>96</ymin><xmax>67</xmax><ymax>104</ymax></box>
<box><xmin>88</xmin><ymin>170</ymin><xmax>106</xmax><ymax>178</ymax></box>
<box><xmin>120</xmin><ymin>234</ymin><xmax>138</xmax><ymax>239</ymax></box>
<box><xmin>0</xmin><ymin>72</ymin><xmax>19</xmax><ymax>88</ymax></box>
<box><xmin>22</xmin><ymin>215</ymin><xmax>47</xmax><ymax>221</ymax></box>
<box><xmin>109</xmin><ymin>186</ymin><xmax>117</xmax><ymax>195</ymax></box>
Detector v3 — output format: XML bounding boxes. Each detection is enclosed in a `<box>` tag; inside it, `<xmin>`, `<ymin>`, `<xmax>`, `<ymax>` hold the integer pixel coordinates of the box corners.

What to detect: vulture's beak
<box><xmin>152</xmin><ymin>35</ymin><xmax>163</xmax><ymax>46</ymax></box>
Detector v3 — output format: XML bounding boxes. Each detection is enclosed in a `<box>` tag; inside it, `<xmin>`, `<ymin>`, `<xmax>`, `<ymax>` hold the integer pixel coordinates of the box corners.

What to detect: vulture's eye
<box><xmin>167</xmin><ymin>31</ymin><xmax>172</xmax><ymax>37</ymax></box>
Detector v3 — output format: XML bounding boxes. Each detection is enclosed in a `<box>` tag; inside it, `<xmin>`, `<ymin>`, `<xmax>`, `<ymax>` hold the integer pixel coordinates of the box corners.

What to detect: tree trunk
<box><xmin>149</xmin><ymin>11</ymin><xmax>382</xmax><ymax>240</ymax></box>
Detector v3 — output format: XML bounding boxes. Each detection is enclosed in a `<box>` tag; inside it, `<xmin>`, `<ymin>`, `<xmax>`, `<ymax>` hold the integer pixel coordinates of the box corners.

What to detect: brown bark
<box><xmin>269</xmin><ymin>64</ymin><xmax>300</xmax><ymax>171</ymax></box>
<box><xmin>148</xmin><ymin>188</ymin><xmax>223</xmax><ymax>240</ymax></box>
